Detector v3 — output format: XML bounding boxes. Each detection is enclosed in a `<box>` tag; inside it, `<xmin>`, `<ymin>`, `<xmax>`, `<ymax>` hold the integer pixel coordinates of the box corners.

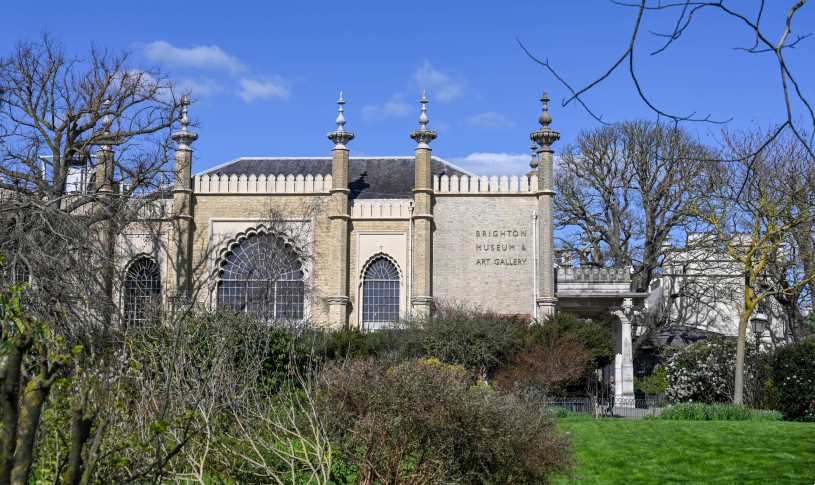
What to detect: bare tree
<box><xmin>0</xmin><ymin>34</ymin><xmax>180</xmax><ymax>335</ymax></box>
<box><xmin>555</xmin><ymin>120</ymin><xmax>710</xmax><ymax>292</ymax></box>
<box><xmin>520</xmin><ymin>1</ymin><xmax>814</xmax><ymax>159</ymax></box>
<box><xmin>690</xmin><ymin>129</ymin><xmax>815</xmax><ymax>404</ymax></box>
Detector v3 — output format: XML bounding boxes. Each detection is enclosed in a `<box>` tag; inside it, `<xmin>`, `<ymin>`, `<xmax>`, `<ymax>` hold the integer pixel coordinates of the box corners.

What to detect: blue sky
<box><xmin>3</xmin><ymin>1</ymin><xmax>813</xmax><ymax>175</ymax></box>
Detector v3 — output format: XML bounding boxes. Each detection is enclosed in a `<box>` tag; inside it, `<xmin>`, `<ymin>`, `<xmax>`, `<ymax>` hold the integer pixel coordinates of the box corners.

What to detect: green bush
<box><xmin>636</xmin><ymin>366</ymin><xmax>668</xmax><ymax>396</ymax></box>
<box><xmin>398</xmin><ymin>304</ymin><xmax>527</xmax><ymax>373</ymax></box>
<box><xmin>548</xmin><ymin>406</ymin><xmax>591</xmax><ymax>418</ymax></box>
<box><xmin>660</xmin><ymin>403</ymin><xmax>782</xmax><ymax>421</ymax></box>
<box><xmin>326</xmin><ymin>327</ymin><xmax>371</xmax><ymax>359</ymax></box>
<box><xmin>767</xmin><ymin>338</ymin><xmax>815</xmax><ymax>421</ymax></box>
<box><xmin>539</xmin><ymin>313</ymin><xmax>615</xmax><ymax>373</ymax></box>
<box><xmin>320</xmin><ymin>357</ymin><xmax>573</xmax><ymax>484</ymax></box>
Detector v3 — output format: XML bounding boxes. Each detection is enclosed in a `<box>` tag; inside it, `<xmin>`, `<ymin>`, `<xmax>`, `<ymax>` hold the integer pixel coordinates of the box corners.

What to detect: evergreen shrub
<box><xmin>767</xmin><ymin>338</ymin><xmax>815</xmax><ymax>421</ymax></box>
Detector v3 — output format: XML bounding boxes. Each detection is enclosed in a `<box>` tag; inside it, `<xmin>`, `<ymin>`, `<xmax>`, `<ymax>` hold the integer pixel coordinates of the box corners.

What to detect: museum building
<box><xmin>116</xmin><ymin>91</ymin><xmax>646</xmax><ymax>401</ymax></box>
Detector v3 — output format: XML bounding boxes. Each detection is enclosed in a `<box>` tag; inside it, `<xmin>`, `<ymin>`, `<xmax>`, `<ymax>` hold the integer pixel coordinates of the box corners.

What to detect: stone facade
<box><xmin>433</xmin><ymin>195</ymin><xmax>537</xmax><ymax>315</ymax></box>
<box><xmin>115</xmin><ymin>94</ymin><xmax>577</xmax><ymax>329</ymax></box>
<box><xmin>113</xmin><ymin>93</ymin><xmax>654</xmax><ymax>400</ymax></box>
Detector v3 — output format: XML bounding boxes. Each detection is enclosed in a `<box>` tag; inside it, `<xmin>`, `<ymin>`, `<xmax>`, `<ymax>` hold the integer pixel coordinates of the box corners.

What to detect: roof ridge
<box><xmin>194</xmin><ymin>155</ymin><xmax>476</xmax><ymax>178</ymax></box>
<box><xmin>431</xmin><ymin>156</ymin><xmax>476</xmax><ymax>177</ymax></box>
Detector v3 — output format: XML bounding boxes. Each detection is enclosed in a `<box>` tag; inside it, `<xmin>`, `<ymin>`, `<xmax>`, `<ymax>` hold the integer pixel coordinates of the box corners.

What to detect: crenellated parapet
<box><xmin>350</xmin><ymin>199</ymin><xmax>412</xmax><ymax>219</ymax></box>
<box><xmin>434</xmin><ymin>174</ymin><xmax>539</xmax><ymax>193</ymax></box>
<box><xmin>193</xmin><ymin>173</ymin><xmax>333</xmax><ymax>194</ymax></box>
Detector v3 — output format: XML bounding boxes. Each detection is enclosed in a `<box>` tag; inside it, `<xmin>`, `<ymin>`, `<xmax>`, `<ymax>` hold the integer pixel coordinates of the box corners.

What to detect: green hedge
<box><xmin>767</xmin><ymin>338</ymin><xmax>815</xmax><ymax>421</ymax></box>
<box><xmin>660</xmin><ymin>403</ymin><xmax>782</xmax><ymax>421</ymax></box>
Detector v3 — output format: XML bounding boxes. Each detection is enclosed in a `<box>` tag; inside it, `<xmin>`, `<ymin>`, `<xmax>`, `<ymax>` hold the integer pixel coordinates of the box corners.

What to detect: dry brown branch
<box><xmin>519</xmin><ymin>1</ymin><xmax>815</xmax><ymax>161</ymax></box>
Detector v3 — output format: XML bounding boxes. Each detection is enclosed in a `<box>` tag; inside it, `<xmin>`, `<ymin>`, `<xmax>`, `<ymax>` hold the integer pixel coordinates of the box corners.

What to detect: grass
<box><xmin>553</xmin><ymin>415</ymin><xmax>815</xmax><ymax>484</ymax></box>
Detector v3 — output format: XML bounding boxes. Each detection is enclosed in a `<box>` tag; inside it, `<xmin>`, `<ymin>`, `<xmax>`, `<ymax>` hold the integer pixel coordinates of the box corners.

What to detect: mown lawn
<box><xmin>553</xmin><ymin>416</ymin><xmax>815</xmax><ymax>484</ymax></box>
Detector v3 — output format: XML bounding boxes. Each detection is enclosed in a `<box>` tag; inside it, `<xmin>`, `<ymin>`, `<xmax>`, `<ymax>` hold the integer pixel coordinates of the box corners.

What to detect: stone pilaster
<box><xmin>94</xmin><ymin>144</ymin><xmax>116</xmax><ymax>327</ymax></box>
<box><xmin>410</xmin><ymin>93</ymin><xmax>437</xmax><ymax>318</ymax></box>
<box><xmin>611</xmin><ymin>298</ymin><xmax>638</xmax><ymax>406</ymax></box>
<box><xmin>93</xmin><ymin>102</ymin><xmax>122</xmax><ymax>327</ymax></box>
<box><xmin>170</xmin><ymin>95</ymin><xmax>197</xmax><ymax>301</ymax></box>
<box><xmin>327</xmin><ymin>93</ymin><xmax>353</xmax><ymax>327</ymax></box>
<box><xmin>530</xmin><ymin>91</ymin><xmax>560</xmax><ymax>319</ymax></box>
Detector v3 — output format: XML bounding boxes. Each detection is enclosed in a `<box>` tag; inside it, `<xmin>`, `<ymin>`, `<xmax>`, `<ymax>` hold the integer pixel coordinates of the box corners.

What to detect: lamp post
<box><xmin>750</xmin><ymin>310</ymin><xmax>768</xmax><ymax>407</ymax></box>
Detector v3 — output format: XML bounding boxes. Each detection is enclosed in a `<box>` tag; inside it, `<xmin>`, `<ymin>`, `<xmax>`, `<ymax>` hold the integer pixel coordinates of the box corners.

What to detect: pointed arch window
<box><xmin>12</xmin><ymin>264</ymin><xmax>30</xmax><ymax>285</ymax></box>
<box><xmin>123</xmin><ymin>257</ymin><xmax>161</xmax><ymax>326</ymax></box>
<box><xmin>217</xmin><ymin>232</ymin><xmax>304</xmax><ymax>320</ymax></box>
<box><xmin>2</xmin><ymin>260</ymin><xmax>30</xmax><ymax>286</ymax></box>
<box><xmin>362</xmin><ymin>257</ymin><xmax>400</xmax><ymax>330</ymax></box>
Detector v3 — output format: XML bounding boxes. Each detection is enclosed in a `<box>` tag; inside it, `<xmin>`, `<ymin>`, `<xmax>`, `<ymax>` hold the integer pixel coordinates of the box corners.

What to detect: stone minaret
<box><xmin>95</xmin><ymin>100</ymin><xmax>115</xmax><ymax>195</ymax></box>
<box><xmin>94</xmin><ymin>101</ymin><xmax>119</xmax><ymax>326</ymax></box>
<box><xmin>410</xmin><ymin>92</ymin><xmax>436</xmax><ymax>317</ymax></box>
<box><xmin>327</xmin><ymin>93</ymin><xmax>354</xmax><ymax>327</ymax></box>
<box><xmin>170</xmin><ymin>94</ymin><xmax>197</xmax><ymax>301</ymax></box>
<box><xmin>530</xmin><ymin>91</ymin><xmax>560</xmax><ymax>318</ymax></box>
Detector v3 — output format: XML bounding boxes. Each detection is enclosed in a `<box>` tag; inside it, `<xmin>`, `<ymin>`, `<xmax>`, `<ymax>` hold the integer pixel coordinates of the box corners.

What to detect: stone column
<box><xmin>93</xmin><ymin>102</ymin><xmax>120</xmax><ymax>327</ymax></box>
<box><xmin>170</xmin><ymin>95</ymin><xmax>197</xmax><ymax>303</ymax></box>
<box><xmin>410</xmin><ymin>92</ymin><xmax>437</xmax><ymax>318</ymax></box>
<box><xmin>327</xmin><ymin>93</ymin><xmax>354</xmax><ymax>328</ymax></box>
<box><xmin>95</xmin><ymin>146</ymin><xmax>114</xmax><ymax>195</ymax></box>
<box><xmin>611</xmin><ymin>298</ymin><xmax>637</xmax><ymax>406</ymax></box>
<box><xmin>530</xmin><ymin>92</ymin><xmax>560</xmax><ymax>319</ymax></box>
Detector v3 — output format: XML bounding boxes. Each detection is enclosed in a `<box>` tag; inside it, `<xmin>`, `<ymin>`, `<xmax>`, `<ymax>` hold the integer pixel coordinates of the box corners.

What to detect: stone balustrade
<box><xmin>350</xmin><ymin>199</ymin><xmax>412</xmax><ymax>219</ymax></box>
<box><xmin>434</xmin><ymin>174</ymin><xmax>538</xmax><ymax>193</ymax></box>
<box><xmin>194</xmin><ymin>173</ymin><xmax>333</xmax><ymax>194</ymax></box>
<box><xmin>557</xmin><ymin>267</ymin><xmax>631</xmax><ymax>283</ymax></box>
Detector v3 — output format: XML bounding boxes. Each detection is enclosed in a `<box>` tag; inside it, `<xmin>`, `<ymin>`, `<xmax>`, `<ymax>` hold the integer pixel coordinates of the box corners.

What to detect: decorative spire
<box><xmin>101</xmin><ymin>99</ymin><xmax>112</xmax><ymax>132</ymax></box>
<box><xmin>418</xmin><ymin>91</ymin><xmax>429</xmax><ymax>129</ymax></box>
<box><xmin>97</xmin><ymin>99</ymin><xmax>121</xmax><ymax>150</ymax></box>
<box><xmin>530</xmin><ymin>90</ymin><xmax>560</xmax><ymax>150</ymax></box>
<box><xmin>538</xmin><ymin>90</ymin><xmax>552</xmax><ymax>128</ymax></box>
<box><xmin>328</xmin><ymin>91</ymin><xmax>354</xmax><ymax>148</ymax></box>
<box><xmin>529</xmin><ymin>142</ymin><xmax>539</xmax><ymax>171</ymax></box>
<box><xmin>171</xmin><ymin>94</ymin><xmax>198</xmax><ymax>150</ymax></box>
<box><xmin>179</xmin><ymin>94</ymin><xmax>191</xmax><ymax>131</ymax></box>
<box><xmin>410</xmin><ymin>91</ymin><xmax>437</xmax><ymax>148</ymax></box>
<box><xmin>335</xmin><ymin>91</ymin><xmax>347</xmax><ymax>132</ymax></box>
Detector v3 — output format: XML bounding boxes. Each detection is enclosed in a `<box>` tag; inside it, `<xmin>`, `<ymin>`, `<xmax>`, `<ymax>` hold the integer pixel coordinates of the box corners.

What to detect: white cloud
<box><xmin>143</xmin><ymin>41</ymin><xmax>247</xmax><ymax>75</ymax></box>
<box><xmin>111</xmin><ymin>70</ymin><xmax>173</xmax><ymax>102</ymax></box>
<box><xmin>180</xmin><ymin>78</ymin><xmax>226</xmax><ymax>98</ymax></box>
<box><xmin>237</xmin><ymin>77</ymin><xmax>290</xmax><ymax>103</ymax></box>
<box><xmin>361</xmin><ymin>96</ymin><xmax>413</xmax><ymax>122</ymax></box>
<box><xmin>449</xmin><ymin>152</ymin><xmax>531</xmax><ymax>176</ymax></box>
<box><xmin>463</xmin><ymin>112</ymin><xmax>515</xmax><ymax>129</ymax></box>
<box><xmin>433</xmin><ymin>120</ymin><xmax>450</xmax><ymax>131</ymax></box>
<box><xmin>412</xmin><ymin>61</ymin><xmax>464</xmax><ymax>103</ymax></box>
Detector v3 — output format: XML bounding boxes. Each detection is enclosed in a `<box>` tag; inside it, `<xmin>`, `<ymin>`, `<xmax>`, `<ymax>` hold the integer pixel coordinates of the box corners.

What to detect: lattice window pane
<box><xmin>217</xmin><ymin>232</ymin><xmax>305</xmax><ymax>320</ymax></box>
<box><xmin>11</xmin><ymin>264</ymin><xmax>29</xmax><ymax>285</ymax></box>
<box><xmin>123</xmin><ymin>258</ymin><xmax>161</xmax><ymax>326</ymax></box>
<box><xmin>362</xmin><ymin>257</ymin><xmax>400</xmax><ymax>330</ymax></box>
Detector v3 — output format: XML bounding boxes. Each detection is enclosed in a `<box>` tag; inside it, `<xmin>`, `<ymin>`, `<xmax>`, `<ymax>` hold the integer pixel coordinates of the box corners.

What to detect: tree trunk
<box><xmin>0</xmin><ymin>332</ymin><xmax>34</xmax><ymax>485</ymax></box>
<box><xmin>10</xmin><ymin>347</ymin><xmax>65</xmax><ymax>485</ymax></box>
<box><xmin>64</xmin><ymin>393</ymin><xmax>95</xmax><ymax>485</ymax></box>
<box><xmin>733</xmin><ymin>311</ymin><xmax>749</xmax><ymax>404</ymax></box>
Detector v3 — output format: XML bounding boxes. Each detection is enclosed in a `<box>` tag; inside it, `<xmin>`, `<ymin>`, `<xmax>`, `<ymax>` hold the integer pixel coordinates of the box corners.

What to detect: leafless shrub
<box><xmin>319</xmin><ymin>357</ymin><xmax>573</xmax><ymax>484</ymax></box>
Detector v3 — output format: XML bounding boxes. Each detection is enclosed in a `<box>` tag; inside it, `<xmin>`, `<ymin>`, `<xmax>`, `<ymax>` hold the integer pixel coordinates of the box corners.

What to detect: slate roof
<box><xmin>639</xmin><ymin>325</ymin><xmax>729</xmax><ymax>350</ymax></box>
<box><xmin>198</xmin><ymin>156</ymin><xmax>473</xmax><ymax>199</ymax></box>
